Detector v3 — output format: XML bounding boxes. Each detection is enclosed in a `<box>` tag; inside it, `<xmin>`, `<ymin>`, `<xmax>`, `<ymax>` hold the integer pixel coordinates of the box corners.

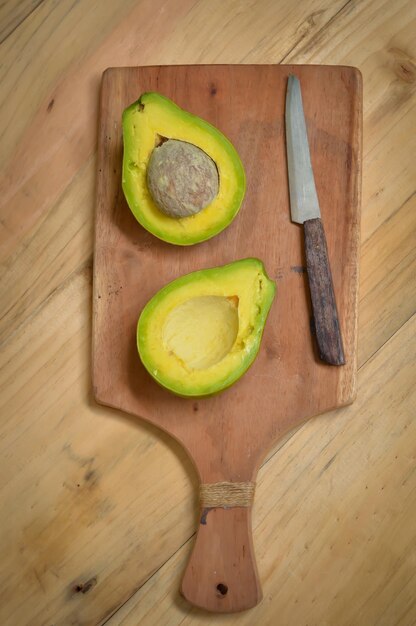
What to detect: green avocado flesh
<box><xmin>137</xmin><ymin>258</ymin><xmax>276</xmax><ymax>397</ymax></box>
<box><xmin>122</xmin><ymin>92</ymin><xmax>246</xmax><ymax>245</ymax></box>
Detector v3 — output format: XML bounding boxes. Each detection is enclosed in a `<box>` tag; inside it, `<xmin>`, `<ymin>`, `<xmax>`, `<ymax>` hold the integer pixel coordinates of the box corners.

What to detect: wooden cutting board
<box><xmin>93</xmin><ymin>65</ymin><xmax>362</xmax><ymax>613</ymax></box>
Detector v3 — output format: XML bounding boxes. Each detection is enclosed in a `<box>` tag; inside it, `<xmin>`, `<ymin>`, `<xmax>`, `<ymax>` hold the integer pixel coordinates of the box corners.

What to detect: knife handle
<box><xmin>303</xmin><ymin>218</ymin><xmax>345</xmax><ymax>366</ymax></box>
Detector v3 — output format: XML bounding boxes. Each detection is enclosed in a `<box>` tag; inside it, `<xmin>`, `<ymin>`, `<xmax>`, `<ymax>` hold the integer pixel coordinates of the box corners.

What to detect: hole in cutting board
<box><xmin>216</xmin><ymin>583</ymin><xmax>228</xmax><ymax>596</ymax></box>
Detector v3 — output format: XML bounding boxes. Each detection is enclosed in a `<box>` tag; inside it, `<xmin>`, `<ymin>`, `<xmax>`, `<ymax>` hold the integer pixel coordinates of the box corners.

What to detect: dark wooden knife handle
<box><xmin>304</xmin><ymin>217</ymin><xmax>345</xmax><ymax>365</ymax></box>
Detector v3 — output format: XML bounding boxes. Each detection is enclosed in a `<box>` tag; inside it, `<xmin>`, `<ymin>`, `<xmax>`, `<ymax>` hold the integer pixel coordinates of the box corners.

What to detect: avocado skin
<box><xmin>137</xmin><ymin>258</ymin><xmax>276</xmax><ymax>397</ymax></box>
<box><xmin>122</xmin><ymin>93</ymin><xmax>246</xmax><ymax>246</ymax></box>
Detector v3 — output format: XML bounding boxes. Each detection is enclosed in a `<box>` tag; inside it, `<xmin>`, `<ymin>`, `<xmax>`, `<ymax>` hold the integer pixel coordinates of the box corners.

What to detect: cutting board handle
<box><xmin>181</xmin><ymin>504</ymin><xmax>262</xmax><ymax>612</ymax></box>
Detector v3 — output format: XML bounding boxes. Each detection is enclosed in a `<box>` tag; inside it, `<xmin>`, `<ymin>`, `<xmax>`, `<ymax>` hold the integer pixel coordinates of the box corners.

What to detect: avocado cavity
<box><xmin>163</xmin><ymin>295</ymin><xmax>239</xmax><ymax>370</ymax></box>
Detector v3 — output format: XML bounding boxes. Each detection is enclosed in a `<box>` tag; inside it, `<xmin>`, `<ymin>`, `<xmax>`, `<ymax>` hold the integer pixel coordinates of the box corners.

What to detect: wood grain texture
<box><xmin>107</xmin><ymin>314</ymin><xmax>416</xmax><ymax>626</ymax></box>
<box><xmin>93</xmin><ymin>64</ymin><xmax>361</xmax><ymax>612</ymax></box>
<box><xmin>0</xmin><ymin>0</ymin><xmax>415</xmax><ymax>623</ymax></box>
<box><xmin>0</xmin><ymin>0</ymin><xmax>43</xmax><ymax>43</ymax></box>
<box><xmin>304</xmin><ymin>218</ymin><xmax>345</xmax><ymax>365</ymax></box>
<box><xmin>0</xmin><ymin>0</ymin><xmax>350</xmax><ymax>338</ymax></box>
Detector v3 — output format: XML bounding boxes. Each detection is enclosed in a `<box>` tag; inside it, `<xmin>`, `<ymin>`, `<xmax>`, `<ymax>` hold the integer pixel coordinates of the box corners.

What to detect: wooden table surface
<box><xmin>0</xmin><ymin>1</ymin><xmax>415</xmax><ymax>625</ymax></box>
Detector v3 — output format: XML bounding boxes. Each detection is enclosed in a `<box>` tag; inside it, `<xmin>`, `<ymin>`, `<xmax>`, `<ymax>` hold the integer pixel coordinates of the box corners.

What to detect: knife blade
<box><xmin>285</xmin><ymin>74</ymin><xmax>345</xmax><ymax>366</ymax></box>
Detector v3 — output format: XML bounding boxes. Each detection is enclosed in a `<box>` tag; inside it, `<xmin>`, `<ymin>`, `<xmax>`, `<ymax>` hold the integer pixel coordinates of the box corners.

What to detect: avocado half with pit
<box><xmin>122</xmin><ymin>93</ymin><xmax>246</xmax><ymax>245</ymax></box>
<box><xmin>137</xmin><ymin>258</ymin><xmax>276</xmax><ymax>397</ymax></box>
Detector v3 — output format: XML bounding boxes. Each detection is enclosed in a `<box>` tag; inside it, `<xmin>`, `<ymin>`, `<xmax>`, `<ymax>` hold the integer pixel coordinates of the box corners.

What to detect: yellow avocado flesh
<box><xmin>163</xmin><ymin>296</ymin><xmax>239</xmax><ymax>370</ymax></box>
<box><xmin>122</xmin><ymin>93</ymin><xmax>246</xmax><ymax>245</ymax></box>
<box><xmin>137</xmin><ymin>259</ymin><xmax>276</xmax><ymax>397</ymax></box>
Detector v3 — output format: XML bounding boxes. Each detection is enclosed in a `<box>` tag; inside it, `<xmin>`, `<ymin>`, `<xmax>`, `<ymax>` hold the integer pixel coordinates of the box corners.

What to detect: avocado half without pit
<box><xmin>122</xmin><ymin>93</ymin><xmax>246</xmax><ymax>245</ymax></box>
<box><xmin>137</xmin><ymin>259</ymin><xmax>276</xmax><ymax>397</ymax></box>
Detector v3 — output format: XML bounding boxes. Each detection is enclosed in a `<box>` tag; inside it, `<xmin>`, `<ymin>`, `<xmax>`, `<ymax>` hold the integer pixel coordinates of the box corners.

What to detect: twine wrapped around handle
<box><xmin>199</xmin><ymin>481</ymin><xmax>255</xmax><ymax>508</ymax></box>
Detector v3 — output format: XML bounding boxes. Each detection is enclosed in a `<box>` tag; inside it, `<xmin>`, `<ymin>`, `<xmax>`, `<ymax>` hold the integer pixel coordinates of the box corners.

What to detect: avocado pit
<box><xmin>147</xmin><ymin>139</ymin><xmax>219</xmax><ymax>218</ymax></box>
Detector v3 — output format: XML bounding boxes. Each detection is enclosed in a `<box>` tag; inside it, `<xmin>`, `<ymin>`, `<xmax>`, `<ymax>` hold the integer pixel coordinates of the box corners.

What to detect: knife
<box><xmin>285</xmin><ymin>74</ymin><xmax>345</xmax><ymax>366</ymax></box>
